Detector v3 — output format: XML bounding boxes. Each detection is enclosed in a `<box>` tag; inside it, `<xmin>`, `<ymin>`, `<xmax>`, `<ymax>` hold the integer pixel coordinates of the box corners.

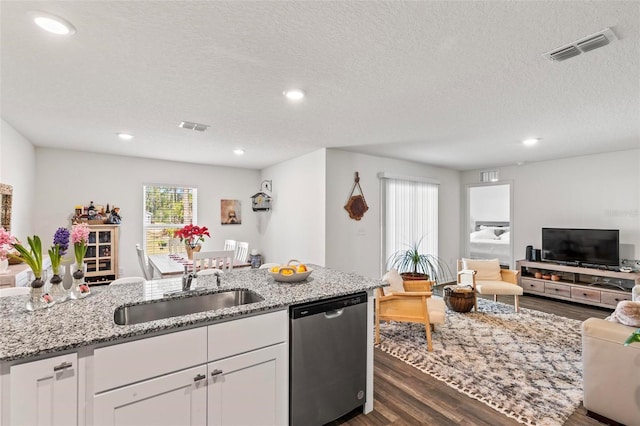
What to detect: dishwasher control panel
<box><xmin>290</xmin><ymin>292</ymin><xmax>367</xmax><ymax>319</ymax></box>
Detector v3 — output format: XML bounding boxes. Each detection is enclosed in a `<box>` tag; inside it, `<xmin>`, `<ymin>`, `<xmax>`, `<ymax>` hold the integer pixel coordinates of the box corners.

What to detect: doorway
<box><xmin>464</xmin><ymin>183</ymin><xmax>513</xmax><ymax>268</ymax></box>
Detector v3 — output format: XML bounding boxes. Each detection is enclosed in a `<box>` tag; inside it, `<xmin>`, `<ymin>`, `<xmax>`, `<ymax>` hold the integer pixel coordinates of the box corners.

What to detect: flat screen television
<box><xmin>541</xmin><ymin>228</ymin><xmax>619</xmax><ymax>267</ymax></box>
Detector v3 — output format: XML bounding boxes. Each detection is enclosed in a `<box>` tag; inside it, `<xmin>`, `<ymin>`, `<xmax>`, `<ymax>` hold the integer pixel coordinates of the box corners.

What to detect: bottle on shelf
<box><xmin>106</xmin><ymin>203</ymin><xmax>110</xmax><ymax>214</ymax></box>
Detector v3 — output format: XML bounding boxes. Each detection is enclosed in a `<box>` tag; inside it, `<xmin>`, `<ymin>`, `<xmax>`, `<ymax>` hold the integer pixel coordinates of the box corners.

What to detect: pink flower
<box><xmin>70</xmin><ymin>223</ymin><xmax>90</xmax><ymax>244</ymax></box>
<box><xmin>0</xmin><ymin>227</ymin><xmax>16</xmax><ymax>261</ymax></box>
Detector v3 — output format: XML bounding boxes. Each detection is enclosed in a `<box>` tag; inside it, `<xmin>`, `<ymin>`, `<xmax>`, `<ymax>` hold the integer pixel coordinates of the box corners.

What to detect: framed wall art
<box><xmin>221</xmin><ymin>199</ymin><xmax>241</xmax><ymax>225</ymax></box>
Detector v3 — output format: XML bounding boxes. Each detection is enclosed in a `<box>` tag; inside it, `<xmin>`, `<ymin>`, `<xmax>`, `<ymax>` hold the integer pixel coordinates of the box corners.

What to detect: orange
<box><xmin>297</xmin><ymin>264</ymin><xmax>307</xmax><ymax>273</ymax></box>
<box><xmin>270</xmin><ymin>266</ymin><xmax>281</xmax><ymax>273</ymax></box>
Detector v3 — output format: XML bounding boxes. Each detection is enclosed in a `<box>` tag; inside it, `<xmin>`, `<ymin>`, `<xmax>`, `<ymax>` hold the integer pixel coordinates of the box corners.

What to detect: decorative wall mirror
<box><xmin>0</xmin><ymin>183</ymin><xmax>13</xmax><ymax>232</ymax></box>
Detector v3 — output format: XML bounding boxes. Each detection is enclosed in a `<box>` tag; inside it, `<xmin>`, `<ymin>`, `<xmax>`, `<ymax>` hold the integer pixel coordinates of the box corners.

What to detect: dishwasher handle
<box><xmin>324</xmin><ymin>309</ymin><xmax>344</xmax><ymax>319</ymax></box>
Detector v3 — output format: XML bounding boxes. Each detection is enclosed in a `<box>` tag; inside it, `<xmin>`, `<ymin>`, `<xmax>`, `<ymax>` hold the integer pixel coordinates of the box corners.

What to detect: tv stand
<box><xmin>516</xmin><ymin>260</ymin><xmax>640</xmax><ymax>309</ymax></box>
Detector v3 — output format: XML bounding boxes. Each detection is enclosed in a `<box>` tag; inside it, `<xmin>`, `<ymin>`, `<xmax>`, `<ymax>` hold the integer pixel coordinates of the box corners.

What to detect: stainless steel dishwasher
<box><xmin>289</xmin><ymin>292</ymin><xmax>367</xmax><ymax>426</ymax></box>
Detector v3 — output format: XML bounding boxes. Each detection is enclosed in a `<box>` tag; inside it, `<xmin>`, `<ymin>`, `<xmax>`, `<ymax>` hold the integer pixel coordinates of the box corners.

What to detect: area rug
<box><xmin>376</xmin><ymin>298</ymin><xmax>584</xmax><ymax>426</ymax></box>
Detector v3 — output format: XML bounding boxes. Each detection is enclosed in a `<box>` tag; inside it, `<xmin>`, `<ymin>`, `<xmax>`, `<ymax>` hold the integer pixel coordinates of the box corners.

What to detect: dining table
<box><xmin>147</xmin><ymin>254</ymin><xmax>251</xmax><ymax>278</ymax></box>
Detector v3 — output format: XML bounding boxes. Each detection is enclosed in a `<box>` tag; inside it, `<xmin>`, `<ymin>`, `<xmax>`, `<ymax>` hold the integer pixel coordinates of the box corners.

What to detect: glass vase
<box><xmin>26</xmin><ymin>278</ymin><xmax>55</xmax><ymax>311</ymax></box>
<box><xmin>48</xmin><ymin>273</ymin><xmax>69</xmax><ymax>303</ymax></box>
<box><xmin>69</xmin><ymin>265</ymin><xmax>91</xmax><ymax>300</ymax></box>
<box><xmin>0</xmin><ymin>258</ymin><xmax>8</xmax><ymax>274</ymax></box>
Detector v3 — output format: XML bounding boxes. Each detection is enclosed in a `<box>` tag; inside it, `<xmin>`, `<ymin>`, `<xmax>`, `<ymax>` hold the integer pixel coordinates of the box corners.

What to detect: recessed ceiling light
<box><xmin>233</xmin><ymin>149</ymin><xmax>245</xmax><ymax>156</ymax></box>
<box><xmin>522</xmin><ymin>138</ymin><xmax>539</xmax><ymax>146</ymax></box>
<box><xmin>28</xmin><ymin>11</ymin><xmax>76</xmax><ymax>35</ymax></box>
<box><xmin>117</xmin><ymin>132</ymin><xmax>133</xmax><ymax>141</ymax></box>
<box><xmin>283</xmin><ymin>89</ymin><xmax>305</xmax><ymax>101</ymax></box>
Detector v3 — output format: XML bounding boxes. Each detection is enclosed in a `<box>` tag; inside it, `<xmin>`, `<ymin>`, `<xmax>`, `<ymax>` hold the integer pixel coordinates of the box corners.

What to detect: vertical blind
<box><xmin>382</xmin><ymin>177</ymin><xmax>439</xmax><ymax>275</ymax></box>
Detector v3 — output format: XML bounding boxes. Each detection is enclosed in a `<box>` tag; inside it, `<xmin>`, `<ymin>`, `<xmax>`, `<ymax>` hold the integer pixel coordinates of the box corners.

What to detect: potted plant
<box><xmin>387</xmin><ymin>238</ymin><xmax>451</xmax><ymax>286</ymax></box>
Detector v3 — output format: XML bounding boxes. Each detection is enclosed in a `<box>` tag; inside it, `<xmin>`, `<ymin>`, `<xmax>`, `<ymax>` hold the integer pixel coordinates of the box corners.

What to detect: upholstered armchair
<box><xmin>375</xmin><ymin>270</ymin><xmax>446</xmax><ymax>351</ymax></box>
<box><xmin>457</xmin><ymin>258</ymin><xmax>522</xmax><ymax>312</ymax></box>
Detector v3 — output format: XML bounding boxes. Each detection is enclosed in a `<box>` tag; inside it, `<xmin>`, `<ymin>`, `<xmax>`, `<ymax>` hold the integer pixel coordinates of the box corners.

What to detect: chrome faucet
<box><xmin>182</xmin><ymin>265</ymin><xmax>195</xmax><ymax>292</ymax></box>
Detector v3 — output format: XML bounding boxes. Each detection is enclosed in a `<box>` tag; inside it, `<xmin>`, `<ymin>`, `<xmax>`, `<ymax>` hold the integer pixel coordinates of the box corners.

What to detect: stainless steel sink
<box><xmin>114</xmin><ymin>289</ymin><xmax>264</xmax><ymax>325</ymax></box>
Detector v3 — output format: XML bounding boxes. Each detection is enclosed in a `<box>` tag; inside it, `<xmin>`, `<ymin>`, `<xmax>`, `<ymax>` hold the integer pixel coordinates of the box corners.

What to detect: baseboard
<box><xmin>586</xmin><ymin>410</ymin><xmax>624</xmax><ymax>426</ymax></box>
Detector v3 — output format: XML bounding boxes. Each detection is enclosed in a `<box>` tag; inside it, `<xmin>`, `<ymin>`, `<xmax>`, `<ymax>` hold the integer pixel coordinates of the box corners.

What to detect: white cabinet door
<box><xmin>10</xmin><ymin>353</ymin><xmax>77</xmax><ymax>426</ymax></box>
<box><xmin>93</xmin><ymin>365</ymin><xmax>207</xmax><ymax>426</ymax></box>
<box><xmin>208</xmin><ymin>343</ymin><xmax>287</xmax><ymax>426</ymax></box>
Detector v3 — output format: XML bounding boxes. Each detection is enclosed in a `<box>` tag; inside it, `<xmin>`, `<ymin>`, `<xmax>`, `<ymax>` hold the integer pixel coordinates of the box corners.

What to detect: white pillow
<box><xmin>480</xmin><ymin>225</ymin><xmax>509</xmax><ymax>236</ymax></box>
<box><xmin>382</xmin><ymin>269</ymin><xmax>404</xmax><ymax>295</ymax></box>
<box><xmin>498</xmin><ymin>231</ymin><xmax>510</xmax><ymax>241</ymax></box>
<box><xmin>470</xmin><ymin>229</ymin><xmax>497</xmax><ymax>241</ymax></box>
<box><xmin>462</xmin><ymin>258</ymin><xmax>502</xmax><ymax>281</ymax></box>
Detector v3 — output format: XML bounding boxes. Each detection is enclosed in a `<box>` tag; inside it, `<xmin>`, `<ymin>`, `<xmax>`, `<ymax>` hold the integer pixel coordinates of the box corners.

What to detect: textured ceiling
<box><xmin>1</xmin><ymin>1</ymin><xmax>639</xmax><ymax>171</ymax></box>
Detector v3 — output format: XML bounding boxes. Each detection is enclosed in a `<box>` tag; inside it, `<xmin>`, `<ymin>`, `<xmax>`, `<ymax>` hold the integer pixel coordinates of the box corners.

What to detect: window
<box><xmin>143</xmin><ymin>185</ymin><xmax>197</xmax><ymax>254</ymax></box>
<box><xmin>380</xmin><ymin>174</ymin><xmax>443</xmax><ymax>281</ymax></box>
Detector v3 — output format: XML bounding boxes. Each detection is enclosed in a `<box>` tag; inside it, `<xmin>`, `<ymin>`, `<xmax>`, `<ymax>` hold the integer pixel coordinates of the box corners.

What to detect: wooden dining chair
<box><xmin>168</xmin><ymin>238</ymin><xmax>182</xmax><ymax>255</ymax></box>
<box><xmin>136</xmin><ymin>244</ymin><xmax>154</xmax><ymax>280</ymax></box>
<box><xmin>0</xmin><ymin>286</ymin><xmax>30</xmax><ymax>297</ymax></box>
<box><xmin>235</xmin><ymin>242</ymin><xmax>249</xmax><ymax>262</ymax></box>
<box><xmin>223</xmin><ymin>239</ymin><xmax>237</xmax><ymax>251</ymax></box>
<box><xmin>193</xmin><ymin>250</ymin><xmax>235</xmax><ymax>274</ymax></box>
<box><xmin>109</xmin><ymin>277</ymin><xmax>146</xmax><ymax>286</ymax></box>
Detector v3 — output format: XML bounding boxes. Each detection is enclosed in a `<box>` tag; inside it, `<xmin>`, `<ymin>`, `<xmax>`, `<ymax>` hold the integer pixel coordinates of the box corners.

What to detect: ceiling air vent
<box><xmin>179</xmin><ymin>121</ymin><xmax>210</xmax><ymax>132</ymax></box>
<box><xmin>542</xmin><ymin>28</ymin><xmax>617</xmax><ymax>62</ymax></box>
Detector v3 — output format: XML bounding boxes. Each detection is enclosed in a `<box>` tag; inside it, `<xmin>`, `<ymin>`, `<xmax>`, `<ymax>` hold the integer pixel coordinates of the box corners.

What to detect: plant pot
<box><xmin>185</xmin><ymin>244</ymin><xmax>202</xmax><ymax>260</ymax></box>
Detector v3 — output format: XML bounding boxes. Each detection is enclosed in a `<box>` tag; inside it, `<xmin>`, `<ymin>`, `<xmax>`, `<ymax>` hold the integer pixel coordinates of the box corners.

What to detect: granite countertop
<box><xmin>0</xmin><ymin>265</ymin><xmax>383</xmax><ymax>362</ymax></box>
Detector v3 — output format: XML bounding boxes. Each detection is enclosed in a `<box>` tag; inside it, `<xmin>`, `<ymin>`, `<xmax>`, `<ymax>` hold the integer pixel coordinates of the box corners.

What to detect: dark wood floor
<box><xmin>328</xmin><ymin>293</ymin><xmax>612</xmax><ymax>426</ymax></box>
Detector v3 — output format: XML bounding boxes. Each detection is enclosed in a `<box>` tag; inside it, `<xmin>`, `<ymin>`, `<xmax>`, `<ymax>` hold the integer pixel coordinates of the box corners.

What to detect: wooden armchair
<box><xmin>457</xmin><ymin>258</ymin><xmax>522</xmax><ymax>312</ymax></box>
<box><xmin>375</xmin><ymin>278</ymin><xmax>445</xmax><ymax>352</ymax></box>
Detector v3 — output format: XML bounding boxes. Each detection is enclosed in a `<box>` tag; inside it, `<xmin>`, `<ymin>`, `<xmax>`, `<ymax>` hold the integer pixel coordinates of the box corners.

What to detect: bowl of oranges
<box><xmin>269</xmin><ymin>260</ymin><xmax>312</xmax><ymax>283</ymax></box>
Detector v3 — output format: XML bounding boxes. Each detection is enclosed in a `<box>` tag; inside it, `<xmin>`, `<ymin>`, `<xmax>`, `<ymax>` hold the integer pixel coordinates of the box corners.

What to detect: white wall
<box><xmin>260</xmin><ymin>149</ymin><xmax>326</xmax><ymax>266</ymax></box>
<box><xmin>0</xmin><ymin>119</ymin><xmax>36</xmax><ymax>238</ymax></box>
<box><xmin>35</xmin><ymin>148</ymin><xmax>261</xmax><ymax>277</ymax></box>
<box><xmin>325</xmin><ymin>149</ymin><xmax>461</xmax><ymax>279</ymax></box>
<box><xmin>468</xmin><ymin>184</ymin><xmax>510</xmax><ymax>228</ymax></box>
<box><xmin>461</xmin><ymin>149</ymin><xmax>640</xmax><ymax>262</ymax></box>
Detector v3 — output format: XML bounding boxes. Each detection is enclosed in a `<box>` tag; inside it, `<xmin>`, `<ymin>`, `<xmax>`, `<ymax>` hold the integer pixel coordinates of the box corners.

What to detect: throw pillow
<box><xmin>382</xmin><ymin>269</ymin><xmax>404</xmax><ymax>295</ymax></box>
<box><xmin>462</xmin><ymin>258</ymin><xmax>502</xmax><ymax>281</ymax></box>
<box><xmin>606</xmin><ymin>301</ymin><xmax>640</xmax><ymax>327</ymax></box>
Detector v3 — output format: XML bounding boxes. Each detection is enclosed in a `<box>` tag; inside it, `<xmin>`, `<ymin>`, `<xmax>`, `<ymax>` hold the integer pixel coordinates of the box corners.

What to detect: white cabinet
<box><xmin>93</xmin><ymin>365</ymin><xmax>207</xmax><ymax>426</ymax></box>
<box><xmin>9</xmin><ymin>353</ymin><xmax>77</xmax><ymax>426</ymax></box>
<box><xmin>90</xmin><ymin>310</ymin><xmax>288</xmax><ymax>426</ymax></box>
<box><xmin>207</xmin><ymin>344</ymin><xmax>287</xmax><ymax>426</ymax></box>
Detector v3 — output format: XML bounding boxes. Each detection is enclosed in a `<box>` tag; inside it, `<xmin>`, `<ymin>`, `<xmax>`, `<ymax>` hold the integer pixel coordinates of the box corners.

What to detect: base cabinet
<box><xmin>93</xmin><ymin>365</ymin><xmax>207</xmax><ymax>426</ymax></box>
<box><xmin>91</xmin><ymin>310</ymin><xmax>288</xmax><ymax>426</ymax></box>
<box><xmin>9</xmin><ymin>353</ymin><xmax>78</xmax><ymax>426</ymax></box>
<box><xmin>208</xmin><ymin>344</ymin><xmax>287</xmax><ymax>426</ymax></box>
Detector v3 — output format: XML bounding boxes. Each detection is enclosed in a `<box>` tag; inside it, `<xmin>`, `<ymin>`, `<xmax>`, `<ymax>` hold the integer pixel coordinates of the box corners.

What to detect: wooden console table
<box><xmin>516</xmin><ymin>260</ymin><xmax>640</xmax><ymax>309</ymax></box>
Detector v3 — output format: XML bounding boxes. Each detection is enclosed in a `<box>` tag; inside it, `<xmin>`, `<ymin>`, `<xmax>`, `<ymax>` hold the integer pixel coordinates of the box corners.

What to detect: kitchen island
<box><xmin>0</xmin><ymin>266</ymin><xmax>383</xmax><ymax>425</ymax></box>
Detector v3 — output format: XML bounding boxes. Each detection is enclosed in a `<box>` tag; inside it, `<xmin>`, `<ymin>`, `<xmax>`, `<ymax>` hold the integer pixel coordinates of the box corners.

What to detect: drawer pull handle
<box><xmin>53</xmin><ymin>361</ymin><xmax>72</xmax><ymax>372</ymax></box>
<box><xmin>211</xmin><ymin>369</ymin><xmax>223</xmax><ymax>377</ymax></box>
<box><xmin>193</xmin><ymin>374</ymin><xmax>206</xmax><ymax>382</ymax></box>
<box><xmin>583</xmin><ymin>293</ymin><xmax>587</xmax><ymax>296</ymax></box>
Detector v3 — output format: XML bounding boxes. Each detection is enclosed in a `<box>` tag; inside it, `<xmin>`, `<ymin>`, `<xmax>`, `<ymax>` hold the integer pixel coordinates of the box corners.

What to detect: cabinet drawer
<box><xmin>544</xmin><ymin>282</ymin><xmax>571</xmax><ymax>298</ymax></box>
<box><xmin>208</xmin><ymin>310</ymin><xmax>287</xmax><ymax>361</ymax></box>
<box><xmin>521</xmin><ymin>278</ymin><xmax>544</xmax><ymax>293</ymax></box>
<box><xmin>571</xmin><ymin>287</ymin><xmax>601</xmax><ymax>303</ymax></box>
<box><xmin>601</xmin><ymin>291</ymin><xmax>632</xmax><ymax>307</ymax></box>
<box><xmin>94</xmin><ymin>327</ymin><xmax>207</xmax><ymax>393</ymax></box>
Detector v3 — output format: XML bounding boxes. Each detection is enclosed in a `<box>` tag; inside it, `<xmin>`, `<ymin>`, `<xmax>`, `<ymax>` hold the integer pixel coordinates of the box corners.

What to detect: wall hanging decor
<box><xmin>221</xmin><ymin>200</ymin><xmax>241</xmax><ymax>225</ymax></box>
<box><xmin>344</xmin><ymin>172</ymin><xmax>368</xmax><ymax>221</ymax></box>
<box><xmin>250</xmin><ymin>180</ymin><xmax>272</xmax><ymax>212</ymax></box>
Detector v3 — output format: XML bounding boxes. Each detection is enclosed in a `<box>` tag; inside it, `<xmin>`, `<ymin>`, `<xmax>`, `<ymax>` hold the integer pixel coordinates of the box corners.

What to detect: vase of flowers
<box><xmin>69</xmin><ymin>224</ymin><xmax>91</xmax><ymax>299</ymax></box>
<box><xmin>48</xmin><ymin>227</ymin><xmax>70</xmax><ymax>303</ymax></box>
<box><xmin>10</xmin><ymin>234</ymin><xmax>54</xmax><ymax>311</ymax></box>
<box><xmin>174</xmin><ymin>224</ymin><xmax>210</xmax><ymax>259</ymax></box>
<box><xmin>0</xmin><ymin>227</ymin><xmax>15</xmax><ymax>273</ymax></box>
